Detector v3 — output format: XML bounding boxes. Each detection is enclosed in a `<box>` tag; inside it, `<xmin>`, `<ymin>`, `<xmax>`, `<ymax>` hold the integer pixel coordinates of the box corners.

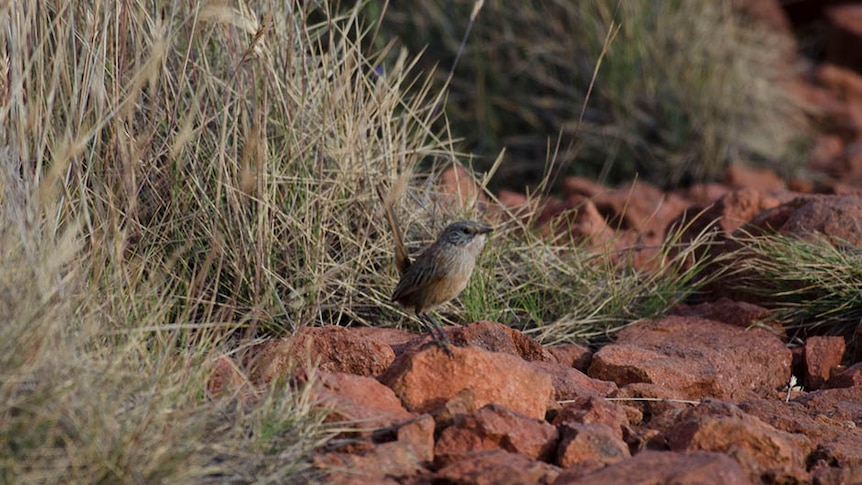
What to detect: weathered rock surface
<box><xmin>379</xmin><ymin>344</ymin><xmax>554</xmax><ymax>420</ymax></box>
<box><xmin>435</xmin><ymin>403</ymin><xmax>558</xmax><ymax>463</ymax></box>
<box><xmin>588</xmin><ymin>316</ymin><xmax>792</xmax><ymax>400</ymax></box>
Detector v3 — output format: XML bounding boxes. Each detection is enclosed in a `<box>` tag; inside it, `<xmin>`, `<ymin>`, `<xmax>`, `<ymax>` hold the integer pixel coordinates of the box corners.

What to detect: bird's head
<box><xmin>437</xmin><ymin>221</ymin><xmax>493</xmax><ymax>252</ymax></box>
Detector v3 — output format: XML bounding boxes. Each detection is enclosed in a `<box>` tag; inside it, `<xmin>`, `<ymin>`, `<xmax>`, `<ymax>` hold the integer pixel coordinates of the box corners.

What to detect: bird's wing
<box><xmin>391</xmin><ymin>245</ymin><xmax>449</xmax><ymax>302</ymax></box>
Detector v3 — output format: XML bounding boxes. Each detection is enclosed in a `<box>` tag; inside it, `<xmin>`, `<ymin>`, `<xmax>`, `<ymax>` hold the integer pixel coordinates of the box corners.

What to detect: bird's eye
<box><xmin>461</xmin><ymin>227</ymin><xmax>470</xmax><ymax>234</ymax></box>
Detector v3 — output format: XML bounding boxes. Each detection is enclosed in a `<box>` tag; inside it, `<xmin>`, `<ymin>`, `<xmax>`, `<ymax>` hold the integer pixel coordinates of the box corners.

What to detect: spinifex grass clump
<box><xmin>368</xmin><ymin>0</ymin><xmax>809</xmax><ymax>188</ymax></box>
<box><xmin>4</xmin><ymin>0</ymin><xmax>456</xmax><ymax>337</ymax></box>
<box><xmin>731</xmin><ymin>232</ymin><xmax>862</xmax><ymax>334</ymax></box>
<box><xmin>1</xmin><ymin>0</ymin><xmax>442</xmax><ymax>481</ymax></box>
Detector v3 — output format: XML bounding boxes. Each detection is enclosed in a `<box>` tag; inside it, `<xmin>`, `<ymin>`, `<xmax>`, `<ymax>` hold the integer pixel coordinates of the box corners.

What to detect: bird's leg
<box><xmin>420</xmin><ymin>313</ymin><xmax>453</xmax><ymax>356</ymax></box>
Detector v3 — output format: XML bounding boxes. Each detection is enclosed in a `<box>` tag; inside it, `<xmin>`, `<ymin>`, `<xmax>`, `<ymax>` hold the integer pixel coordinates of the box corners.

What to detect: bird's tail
<box><xmin>375</xmin><ymin>181</ymin><xmax>411</xmax><ymax>276</ymax></box>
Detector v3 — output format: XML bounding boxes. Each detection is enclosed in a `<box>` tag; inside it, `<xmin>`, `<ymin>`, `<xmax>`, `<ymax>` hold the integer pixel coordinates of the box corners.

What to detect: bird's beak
<box><xmin>479</xmin><ymin>224</ymin><xmax>493</xmax><ymax>234</ymax></box>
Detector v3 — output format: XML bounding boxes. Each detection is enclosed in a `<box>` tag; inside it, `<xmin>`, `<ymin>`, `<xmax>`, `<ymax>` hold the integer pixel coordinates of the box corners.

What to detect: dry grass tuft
<box><xmin>730</xmin><ymin>232</ymin><xmax>862</xmax><ymax>335</ymax></box>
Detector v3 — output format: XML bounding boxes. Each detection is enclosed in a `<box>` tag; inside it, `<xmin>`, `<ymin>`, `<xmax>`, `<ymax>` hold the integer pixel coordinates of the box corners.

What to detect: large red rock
<box><xmin>207</xmin><ymin>356</ymin><xmax>256</xmax><ymax>402</ymax></box>
<box><xmin>379</xmin><ymin>345</ymin><xmax>553</xmax><ymax>420</ymax></box>
<box><xmin>437</xmin><ymin>164</ymin><xmax>488</xmax><ymax>211</ymax></box>
<box><xmin>350</xmin><ymin>326</ymin><xmax>420</xmax><ymax>356</ymax></box>
<box><xmin>566</xmin><ymin>196</ymin><xmax>617</xmax><ymax>247</ymax></box>
<box><xmin>531</xmin><ymin>361</ymin><xmax>618</xmax><ymax>401</ymax></box>
<box><xmin>314</xmin><ymin>440</ymin><xmax>425</xmax><ymax>484</ymax></box>
<box><xmin>669</xmin><ymin>188</ymin><xmax>787</xmax><ymax>243</ymax></box>
<box><xmin>746</xmin><ymin>195</ymin><xmax>862</xmax><ymax>246</ymax></box>
<box><xmin>435</xmin><ymin>449</ymin><xmax>560</xmax><ymax>485</ymax></box>
<box><xmin>546</xmin><ymin>343</ymin><xmax>593</xmax><ymax>372</ymax></box>
<box><xmin>554</xmin><ymin>450</ymin><xmax>752</xmax><ymax>485</ymax></box>
<box><xmin>551</xmin><ymin>395</ymin><xmax>641</xmax><ymax>440</ymax></box>
<box><xmin>312</xmin><ymin>371</ymin><xmax>413</xmax><ymax>431</ymax></box>
<box><xmin>804</xmin><ymin>336</ymin><xmax>846</xmax><ymax>390</ymax></box>
<box><xmin>534</xmin><ymin>196</ymin><xmax>615</xmax><ymax>247</ymax></box>
<box><xmin>249</xmin><ymin>326</ymin><xmax>395</xmax><ymax>382</ymax></box>
<box><xmin>592</xmin><ymin>180</ymin><xmax>689</xmax><ymax>241</ymax></box>
<box><xmin>556</xmin><ymin>423</ymin><xmax>630</xmax><ymax>468</ymax></box>
<box><xmin>670</xmin><ymin>298</ymin><xmax>778</xmax><ymax>330</ymax></box>
<box><xmin>448</xmin><ymin>320</ymin><xmax>553</xmax><ymax>362</ymax></box>
<box><xmin>665</xmin><ymin>400</ymin><xmax>814</xmax><ymax>480</ymax></box>
<box><xmin>434</xmin><ymin>404</ymin><xmax>558</xmax><ymax>463</ymax></box>
<box><xmin>588</xmin><ymin>316</ymin><xmax>791</xmax><ymax>401</ymax></box>
<box><xmin>740</xmin><ymin>392</ymin><xmax>862</xmax><ymax>470</ymax></box>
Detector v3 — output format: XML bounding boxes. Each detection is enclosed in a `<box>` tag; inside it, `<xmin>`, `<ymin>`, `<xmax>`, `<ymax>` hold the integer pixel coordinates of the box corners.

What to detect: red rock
<box><xmin>829</xmin><ymin>362</ymin><xmax>862</xmax><ymax>389</ymax></box>
<box><xmin>448</xmin><ymin>320</ymin><xmax>552</xmax><ymax>362</ymax></box>
<box><xmin>676</xmin><ymin>188</ymin><xmax>787</xmax><ymax>239</ymax></box>
<box><xmin>554</xmin><ymin>450</ymin><xmax>752</xmax><ymax>485</ymax></box>
<box><xmin>546</xmin><ymin>343</ymin><xmax>592</xmax><ymax>372</ymax></box>
<box><xmin>824</xmin><ymin>8</ymin><xmax>862</xmax><ymax>74</ymax></box>
<box><xmin>670</xmin><ymin>298</ymin><xmax>778</xmax><ymax>329</ymax></box>
<box><xmin>313</xmin><ymin>371</ymin><xmax>413</xmax><ymax>430</ymax></box>
<box><xmin>566</xmin><ymin>196</ymin><xmax>616</xmax><ymax>246</ymax></box>
<box><xmin>207</xmin><ymin>356</ymin><xmax>255</xmax><ymax>401</ymax></box>
<box><xmin>818</xmin><ymin>98</ymin><xmax>862</xmax><ymax>142</ymax></box>
<box><xmin>551</xmin><ymin>395</ymin><xmax>640</xmax><ymax>440</ymax></box>
<box><xmin>550</xmin><ymin>459</ymin><xmax>607</xmax><ymax>482</ymax></box>
<box><xmin>433</xmin><ymin>388</ymin><xmax>481</xmax><ymax>428</ymax></box>
<box><xmin>805</xmin><ymin>336</ymin><xmax>846</xmax><ymax>390</ymax></box>
<box><xmin>531</xmin><ymin>361</ymin><xmax>618</xmax><ymax>401</ymax></box>
<box><xmin>811</xmin><ymin>465</ymin><xmax>862</xmax><ymax>485</ymax></box>
<box><xmin>351</xmin><ymin>326</ymin><xmax>419</xmax><ymax>355</ymax></box>
<box><xmin>808</xmin><ymin>134</ymin><xmax>844</xmax><ymax>173</ymax></box>
<box><xmin>434</xmin><ymin>404</ymin><xmax>558</xmax><ymax>463</ymax></box>
<box><xmin>556</xmin><ymin>423</ymin><xmax>630</xmax><ymax>468</ymax></box>
<box><xmin>788</xmin><ymin>178</ymin><xmax>815</xmax><ymax>194</ymax></box>
<box><xmin>818</xmin><ymin>63</ymin><xmax>862</xmax><ymax>103</ymax></box>
<box><xmin>588</xmin><ymin>316</ymin><xmax>792</xmax><ymax>401</ymax></box>
<box><xmin>787</xmin><ymin>75</ymin><xmax>835</xmax><ymax>111</ymax></box>
<box><xmin>498</xmin><ymin>189</ymin><xmax>528</xmax><ymax>210</ymax></box>
<box><xmin>435</xmin><ymin>449</ymin><xmax>560</xmax><ymax>485</ymax></box>
<box><xmin>724</xmin><ymin>164</ymin><xmax>786</xmax><ymax>192</ymax></box>
<box><xmin>496</xmin><ymin>189</ymin><xmax>538</xmax><ymax>223</ymax></box>
<box><xmin>437</xmin><ymin>164</ymin><xmax>487</xmax><ymax>212</ymax></box>
<box><xmin>249</xmin><ymin>326</ymin><xmax>395</xmax><ymax>383</ymax></box>
<box><xmin>793</xmin><ymin>386</ymin><xmax>862</xmax><ymax>428</ymax></box>
<box><xmin>535</xmin><ymin>196</ymin><xmax>615</xmax><ymax>247</ymax></box>
<box><xmin>665</xmin><ymin>400</ymin><xmax>814</xmax><ymax>479</ymax></box>
<box><xmin>739</xmin><ymin>395</ymin><xmax>862</xmax><ymax>469</ymax></box>
<box><xmin>832</xmin><ymin>138</ymin><xmax>862</xmax><ymax>185</ymax></box>
<box><xmin>396</xmin><ymin>414</ymin><xmax>436</xmax><ymax>463</ymax></box>
<box><xmin>748</xmin><ymin>195</ymin><xmax>862</xmax><ymax>246</ymax></box>
<box><xmin>314</xmin><ymin>440</ymin><xmax>425</xmax><ymax>483</ymax></box>
<box><xmin>562</xmin><ymin>176</ymin><xmax>607</xmax><ymax>198</ymax></box>
<box><xmin>592</xmin><ymin>180</ymin><xmax>689</xmax><ymax>240</ymax></box>
<box><xmin>379</xmin><ymin>345</ymin><xmax>553</xmax><ymax>420</ymax></box>
<box><xmin>610</xmin><ymin>382</ymin><xmax>697</xmax><ymax>427</ymax></box>
<box><xmin>681</xmin><ymin>183</ymin><xmax>730</xmax><ymax>205</ymax></box>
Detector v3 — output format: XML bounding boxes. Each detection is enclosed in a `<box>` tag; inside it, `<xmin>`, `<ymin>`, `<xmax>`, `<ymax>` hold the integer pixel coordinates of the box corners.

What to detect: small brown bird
<box><xmin>377</xmin><ymin>188</ymin><xmax>492</xmax><ymax>353</ymax></box>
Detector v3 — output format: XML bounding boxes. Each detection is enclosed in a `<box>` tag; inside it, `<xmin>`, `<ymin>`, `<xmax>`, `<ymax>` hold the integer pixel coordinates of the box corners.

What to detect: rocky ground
<box><xmin>210</xmin><ymin>2</ymin><xmax>862</xmax><ymax>484</ymax></box>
